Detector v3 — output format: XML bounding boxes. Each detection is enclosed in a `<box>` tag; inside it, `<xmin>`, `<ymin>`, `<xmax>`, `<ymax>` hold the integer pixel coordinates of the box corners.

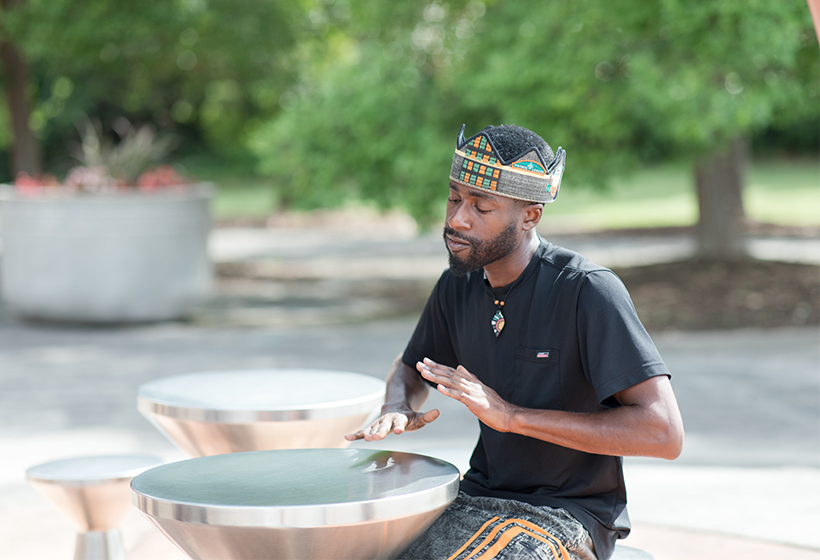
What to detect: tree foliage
<box><xmin>250</xmin><ymin>0</ymin><xmax>818</xmax><ymax>225</ymax></box>
<box><xmin>0</xmin><ymin>0</ymin><xmax>301</xmax><ymax>173</ymax></box>
<box><xmin>1</xmin><ymin>0</ymin><xmax>816</xmax><ymax>230</ymax></box>
<box><xmin>251</xmin><ymin>1</ymin><xmax>483</xmax><ymax>220</ymax></box>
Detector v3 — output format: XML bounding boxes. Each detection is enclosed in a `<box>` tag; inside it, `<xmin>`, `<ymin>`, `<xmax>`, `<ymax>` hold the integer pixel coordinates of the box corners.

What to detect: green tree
<box><xmin>0</xmin><ymin>0</ymin><xmax>301</xmax><ymax>178</ymax></box>
<box><xmin>252</xmin><ymin>0</ymin><xmax>818</xmax><ymax>259</ymax></box>
<box><xmin>250</xmin><ymin>0</ymin><xmax>482</xmax><ymax>221</ymax></box>
<box><xmin>458</xmin><ymin>0</ymin><xmax>817</xmax><ymax>257</ymax></box>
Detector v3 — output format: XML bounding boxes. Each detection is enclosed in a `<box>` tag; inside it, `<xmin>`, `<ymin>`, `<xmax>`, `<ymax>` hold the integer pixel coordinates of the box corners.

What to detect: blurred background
<box><xmin>3</xmin><ymin>0</ymin><xmax>817</xmax><ymax>328</ymax></box>
<box><xmin>1</xmin><ymin>0</ymin><xmax>817</xmax><ymax>235</ymax></box>
<box><xmin>0</xmin><ymin>1</ymin><xmax>818</xmax><ymax>559</ymax></box>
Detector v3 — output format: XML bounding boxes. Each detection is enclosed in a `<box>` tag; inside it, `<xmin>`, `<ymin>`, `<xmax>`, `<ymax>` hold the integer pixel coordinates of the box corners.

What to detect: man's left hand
<box><xmin>417</xmin><ymin>357</ymin><xmax>515</xmax><ymax>433</ymax></box>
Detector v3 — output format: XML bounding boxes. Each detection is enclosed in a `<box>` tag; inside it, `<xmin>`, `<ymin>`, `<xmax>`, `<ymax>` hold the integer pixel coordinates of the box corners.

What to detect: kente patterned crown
<box><xmin>449</xmin><ymin>124</ymin><xmax>566</xmax><ymax>204</ymax></box>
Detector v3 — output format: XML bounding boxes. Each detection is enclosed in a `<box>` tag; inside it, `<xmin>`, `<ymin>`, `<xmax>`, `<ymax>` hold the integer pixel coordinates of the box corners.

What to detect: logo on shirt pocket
<box><xmin>515</xmin><ymin>346</ymin><xmax>558</xmax><ymax>363</ymax></box>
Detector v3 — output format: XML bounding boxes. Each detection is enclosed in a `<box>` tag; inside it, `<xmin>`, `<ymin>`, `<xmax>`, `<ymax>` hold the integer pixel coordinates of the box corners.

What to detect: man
<box><xmin>346</xmin><ymin>124</ymin><xmax>684</xmax><ymax>560</ymax></box>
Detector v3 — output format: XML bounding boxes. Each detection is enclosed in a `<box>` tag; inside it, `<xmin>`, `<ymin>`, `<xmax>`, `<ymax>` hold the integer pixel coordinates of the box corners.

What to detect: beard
<box><xmin>443</xmin><ymin>221</ymin><xmax>519</xmax><ymax>277</ymax></box>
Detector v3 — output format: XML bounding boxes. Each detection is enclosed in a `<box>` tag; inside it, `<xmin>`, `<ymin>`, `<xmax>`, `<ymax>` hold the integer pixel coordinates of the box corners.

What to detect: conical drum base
<box><xmin>148</xmin><ymin>511</ymin><xmax>445</xmax><ymax>560</ymax></box>
<box><xmin>146</xmin><ymin>414</ymin><xmax>370</xmax><ymax>457</ymax></box>
<box><xmin>132</xmin><ymin>449</ymin><xmax>461</xmax><ymax>560</ymax></box>
<box><xmin>26</xmin><ymin>455</ymin><xmax>164</xmax><ymax>532</ymax></box>
<box><xmin>29</xmin><ymin>478</ymin><xmax>134</xmax><ymax>532</ymax></box>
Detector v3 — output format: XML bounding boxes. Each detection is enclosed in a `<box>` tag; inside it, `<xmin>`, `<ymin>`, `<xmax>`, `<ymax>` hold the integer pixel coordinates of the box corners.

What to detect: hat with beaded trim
<box><xmin>449</xmin><ymin>124</ymin><xmax>566</xmax><ymax>204</ymax></box>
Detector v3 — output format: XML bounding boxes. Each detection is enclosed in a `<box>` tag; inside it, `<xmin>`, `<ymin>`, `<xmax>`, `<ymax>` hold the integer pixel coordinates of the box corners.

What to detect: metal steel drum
<box><xmin>27</xmin><ymin>454</ymin><xmax>163</xmax><ymax>560</ymax></box>
<box><xmin>137</xmin><ymin>369</ymin><xmax>385</xmax><ymax>456</ymax></box>
<box><xmin>131</xmin><ymin>449</ymin><xmax>460</xmax><ymax>560</ymax></box>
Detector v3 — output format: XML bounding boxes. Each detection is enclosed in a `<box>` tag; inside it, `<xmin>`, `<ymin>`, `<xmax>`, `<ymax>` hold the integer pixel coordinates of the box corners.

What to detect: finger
<box><xmin>418</xmin><ymin>362</ymin><xmax>443</xmax><ymax>383</ymax></box>
<box><xmin>369</xmin><ymin>414</ymin><xmax>410</xmax><ymax>441</ymax></box>
<box><xmin>436</xmin><ymin>383</ymin><xmax>463</xmax><ymax>401</ymax></box>
<box><xmin>420</xmin><ymin>358</ymin><xmax>449</xmax><ymax>375</ymax></box>
<box><xmin>350</xmin><ymin>418</ymin><xmax>387</xmax><ymax>442</ymax></box>
<box><xmin>418</xmin><ymin>362</ymin><xmax>456</xmax><ymax>386</ymax></box>
<box><xmin>456</xmin><ymin>365</ymin><xmax>475</xmax><ymax>379</ymax></box>
<box><xmin>435</xmin><ymin>379</ymin><xmax>477</xmax><ymax>406</ymax></box>
<box><xmin>366</xmin><ymin>418</ymin><xmax>394</xmax><ymax>441</ymax></box>
<box><xmin>389</xmin><ymin>414</ymin><xmax>410</xmax><ymax>435</ymax></box>
<box><xmin>407</xmin><ymin>409</ymin><xmax>440</xmax><ymax>430</ymax></box>
<box><xmin>423</xmin><ymin>372</ymin><xmax>455</xmax><ymax>394</ymax></box>
<box><xmin>418</xmin><ymin>363</ymin><xmax>437</xmax><ymax>381</ymax></box>
<box><xmin>422</xmin><ymin>408</ymin><xmax>440</xmax><ymax>424</ymax></box>
<box><xmin>417</xmin><ymin>360</ymin><xmax>441</xmax><ymax>375</ymax></box>
<box><xmin>422</xmin><ymin>358</ymin><xmax>458</xmax><ymax>377</ymax></box>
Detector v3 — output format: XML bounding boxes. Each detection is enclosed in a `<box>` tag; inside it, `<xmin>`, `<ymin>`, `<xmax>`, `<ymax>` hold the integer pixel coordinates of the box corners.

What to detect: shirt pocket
<box><xmin>513</xmin><ymin>346</ymin><xmax>562</xmax><ymax>409</ymax></box>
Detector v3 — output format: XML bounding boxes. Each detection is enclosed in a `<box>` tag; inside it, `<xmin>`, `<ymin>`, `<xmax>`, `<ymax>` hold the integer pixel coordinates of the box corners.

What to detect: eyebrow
<box><xmin>448</xmin><ymin>181</ymin><xmax>499</xmax><ymax>203</ymax></box>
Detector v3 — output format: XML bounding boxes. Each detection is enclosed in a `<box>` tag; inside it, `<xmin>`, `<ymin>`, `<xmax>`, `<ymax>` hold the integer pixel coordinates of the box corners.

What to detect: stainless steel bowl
<box><xmin>137</xmin><ymin>369</ymin><xmax>385</xmax><ymax>456</ymax></box>
<box><xmin>131</xmin><ymin>449</ymin><xmax>460</xmax><ymax>560</ymax></box>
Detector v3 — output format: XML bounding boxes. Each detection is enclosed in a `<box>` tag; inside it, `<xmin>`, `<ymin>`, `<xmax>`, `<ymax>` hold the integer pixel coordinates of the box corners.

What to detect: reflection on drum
<box><xmin>137</xmin><ymin>369</ymin><xmax>386</xmax><ymax>456</ymax></box>
<box><xmin>131</xmin><ymin>449</ymin><xmax>460</xmax><ymax>560</ymax></box>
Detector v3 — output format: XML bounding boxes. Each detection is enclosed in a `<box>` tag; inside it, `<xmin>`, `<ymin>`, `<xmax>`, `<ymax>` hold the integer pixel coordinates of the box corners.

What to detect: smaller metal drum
<box><xmin>131</xmin><ymin>449</ymin><xmax>460</xmax><ymax>560</ymax></box>
<box><xmin>27</xmin><ymin>454</ymin><xmax>163</xmax><ymax>560</ymax></box>
<box><xmin>137</xmin><ymin>369</ymin><xmax>385</xmax><ymax>456</ymax></box>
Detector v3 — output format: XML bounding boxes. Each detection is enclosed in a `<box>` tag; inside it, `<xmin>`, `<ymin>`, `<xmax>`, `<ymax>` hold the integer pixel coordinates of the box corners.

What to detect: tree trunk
<box><xmin>0</xmin><ymin>1</ymin><xmax>42</xmax><ymax>176</ymax></box>
<box><xmin>694</xmin><ymin>137</ymin><xmax>749</xmax><ymax>259</ymax></box>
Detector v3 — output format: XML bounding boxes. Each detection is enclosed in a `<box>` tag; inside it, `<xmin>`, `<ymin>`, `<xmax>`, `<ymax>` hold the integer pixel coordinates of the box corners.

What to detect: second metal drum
<box><xmin>137</xmin><ymin>369</ymin><xmax>386</xmax><ymax>456</ymax></box>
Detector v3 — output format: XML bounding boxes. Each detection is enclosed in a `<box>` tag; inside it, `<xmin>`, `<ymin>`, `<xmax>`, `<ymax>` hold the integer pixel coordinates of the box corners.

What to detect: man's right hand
<box><xmin>344</xmin><ymin>407</ymin><xmax>440</xmax><ymax>442</ymax></box>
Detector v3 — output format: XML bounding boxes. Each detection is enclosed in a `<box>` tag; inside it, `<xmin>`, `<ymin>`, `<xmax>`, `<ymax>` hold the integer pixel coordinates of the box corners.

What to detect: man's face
<box><xmin>443</xmin><ymin>182</ymin><xmax>521</xmax><ymax>277</ymax></box>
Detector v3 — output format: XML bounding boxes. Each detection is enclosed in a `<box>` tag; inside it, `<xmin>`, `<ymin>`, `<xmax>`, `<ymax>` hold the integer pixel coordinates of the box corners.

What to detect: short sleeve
<box><xmin>576</xmin><ymin>270</ymin><xmax>670</xmax><ymax>405</ymax></box>
<box><xmin>402</xmin><ymin>274</ymin><xmax>459</xmax><ymax>377</ymax></box>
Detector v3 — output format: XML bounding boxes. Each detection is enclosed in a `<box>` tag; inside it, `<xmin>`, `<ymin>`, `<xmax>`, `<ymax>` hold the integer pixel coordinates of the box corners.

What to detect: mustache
<box><xmin>443</xmin><ymin>226</ymin><xmax>479</xmax><ymax>246</ymax></box>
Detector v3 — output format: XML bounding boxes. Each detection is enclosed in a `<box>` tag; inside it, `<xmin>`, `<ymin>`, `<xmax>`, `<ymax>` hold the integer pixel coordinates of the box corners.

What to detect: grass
<box><xmin>211</xmin><ymin>180</ymin><xmax>279</xmax><ymax>220</ymax></box>
<box><xmin>181</xmin><ymin>156</ymin><xmax>280</xmax><ymax>220</ymax></box>
<box><xmin>542</xmin><ymin>164</ymin><xmax>698</xmax><ymax>231</ymax></box>
<box><xmin>745</xmin><ymin>159</ymin><xmax>820</xmax><ymax>226</ymax></box>
<box><xmin>543</xmin><ymin>157</ymin><xmax>819</xmax><ymax>231</ymax></box>
<box><xmin>199</xmin><ymin>157</ymin><xmax>819</xmax><ymax>230</ymax></box>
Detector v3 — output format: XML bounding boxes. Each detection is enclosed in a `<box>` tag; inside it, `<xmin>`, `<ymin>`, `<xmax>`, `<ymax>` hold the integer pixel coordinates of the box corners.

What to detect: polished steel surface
<box><xmin>131</xmin><ymin>449</ymin><xmax>460</xmax><ymax>560</ymax></box>
<box><xmin>137</xmin><ymin>370</ymin><xmax>385</xmax><ymax>456</ymax></box>
<box><xmin>27</xmin><ymin>454</ymin><xmax>163</xmax><ymax>531</ymax></box>
<box><xmin>26</xmin><ymin>454</ymin><xmax>163</xmax><ymax>486</ymax></box>
<box><xmin>27</xmin><ymin>454</ymin><xmax>163</xmax><ymax>560</ymax></box>
<box><xmin>74</xmin><ymin>529</ymin><xmax>127</xmax><ymax>560</ymax></box>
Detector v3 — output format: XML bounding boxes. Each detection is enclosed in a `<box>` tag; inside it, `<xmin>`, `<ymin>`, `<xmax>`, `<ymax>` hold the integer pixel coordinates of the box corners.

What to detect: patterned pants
<box><xmin>398</xmin><ymin>493</ymin><xmax>597</xmax><ymax>560</ymax></box>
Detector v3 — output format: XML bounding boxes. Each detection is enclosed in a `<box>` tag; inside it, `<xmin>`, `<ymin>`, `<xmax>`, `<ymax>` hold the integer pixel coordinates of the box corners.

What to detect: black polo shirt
<box><xmin>402</xmin><ymin>238</ymin><xmax>670</xmax><ymax>559</ymax></box>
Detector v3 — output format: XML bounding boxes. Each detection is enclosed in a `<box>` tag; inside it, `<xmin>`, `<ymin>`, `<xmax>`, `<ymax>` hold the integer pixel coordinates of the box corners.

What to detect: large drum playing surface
<box><xmin>137</xmin><ymin>369</ymin><xmax>385</xmax><ymax>456</ymax></box>
<box><xmin>131</xmin><ymin>449</ymin><xmax>460</xmax><ymax>560</ymax></box>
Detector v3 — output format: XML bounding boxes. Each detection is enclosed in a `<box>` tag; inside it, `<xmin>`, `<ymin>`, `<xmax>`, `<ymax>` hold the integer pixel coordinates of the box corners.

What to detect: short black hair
<box><xmin>481</xmin><ymin>124</ymin><xmax>554</xmax><ymax>164</ymax></box>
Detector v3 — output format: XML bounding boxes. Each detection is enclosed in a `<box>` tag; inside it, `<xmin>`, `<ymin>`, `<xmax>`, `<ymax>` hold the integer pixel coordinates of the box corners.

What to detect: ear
<box><xmin>521</xmin><ymin>203</ymin><xmax>543</xmax><ymax>232</ymax></box>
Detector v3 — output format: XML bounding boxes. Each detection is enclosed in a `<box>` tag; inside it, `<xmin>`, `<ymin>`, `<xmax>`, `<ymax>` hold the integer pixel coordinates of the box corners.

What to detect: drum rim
<box><xmin>26</xmin><ymin>454</ymin><xmax>164</xmax><ymax>486</ymax></box>
<box><xmin>130</xmin><ymin>450</ymin><xmax>461</xmax><ymax>527</ymax></box>
<box><xmin>132</xmin><ymin>483</ymin><xmax>459</xmax><ymax>527</ymax></box>
<box><xmin>136</xmin><ymin>369</ymin><xmax>386</xmax><ymax>422</ymax></box>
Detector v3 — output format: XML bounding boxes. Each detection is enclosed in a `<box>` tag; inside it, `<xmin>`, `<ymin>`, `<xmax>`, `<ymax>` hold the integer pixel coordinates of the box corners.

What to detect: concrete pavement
<box><xmin>1</xmin><ymin>223</ymin><xmax>818</xmax><ymax>560</ymax></box>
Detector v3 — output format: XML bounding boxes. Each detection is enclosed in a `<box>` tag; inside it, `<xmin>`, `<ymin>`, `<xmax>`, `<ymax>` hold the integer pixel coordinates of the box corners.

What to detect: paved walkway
<box><xmin>1</xmin><ymin>224</ymin><xmax>818</xmax><ymax>560</ymax></box>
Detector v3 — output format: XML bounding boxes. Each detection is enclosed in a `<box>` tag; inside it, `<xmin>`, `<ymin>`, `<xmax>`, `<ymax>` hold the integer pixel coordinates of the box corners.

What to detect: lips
<box><xmin>446</xmin><ymin>234</ymin><xmax>470</xmax><ymax>251</ymax></box>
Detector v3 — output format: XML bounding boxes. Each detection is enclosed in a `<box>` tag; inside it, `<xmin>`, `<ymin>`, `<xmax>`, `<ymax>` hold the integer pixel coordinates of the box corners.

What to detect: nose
<box><xmin>446</xmin><ymin>200</ymin><xmax>470</xmax><ymax>231</ymax></box>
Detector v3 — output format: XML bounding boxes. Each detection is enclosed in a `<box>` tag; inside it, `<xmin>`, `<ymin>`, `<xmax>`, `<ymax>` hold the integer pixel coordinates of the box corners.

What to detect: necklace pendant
<box><xmin>491</xmin><ymin>309</ymin><xmax>505</xmax><ymax>337</ymax></box>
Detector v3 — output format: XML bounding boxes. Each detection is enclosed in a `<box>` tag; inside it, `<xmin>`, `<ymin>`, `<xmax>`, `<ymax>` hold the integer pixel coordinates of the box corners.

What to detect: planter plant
<box><xmin>0</xmin><ymin>120</ymin><xmax>213</xmax><ymax>323</ymax></box>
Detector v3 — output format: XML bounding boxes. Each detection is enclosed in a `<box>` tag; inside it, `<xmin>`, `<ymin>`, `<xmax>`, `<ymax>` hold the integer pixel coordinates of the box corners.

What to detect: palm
<box><xmin>345</xmin><ymin>407</ymin><xmax>439</xmax><ymax>442</ymax></box>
